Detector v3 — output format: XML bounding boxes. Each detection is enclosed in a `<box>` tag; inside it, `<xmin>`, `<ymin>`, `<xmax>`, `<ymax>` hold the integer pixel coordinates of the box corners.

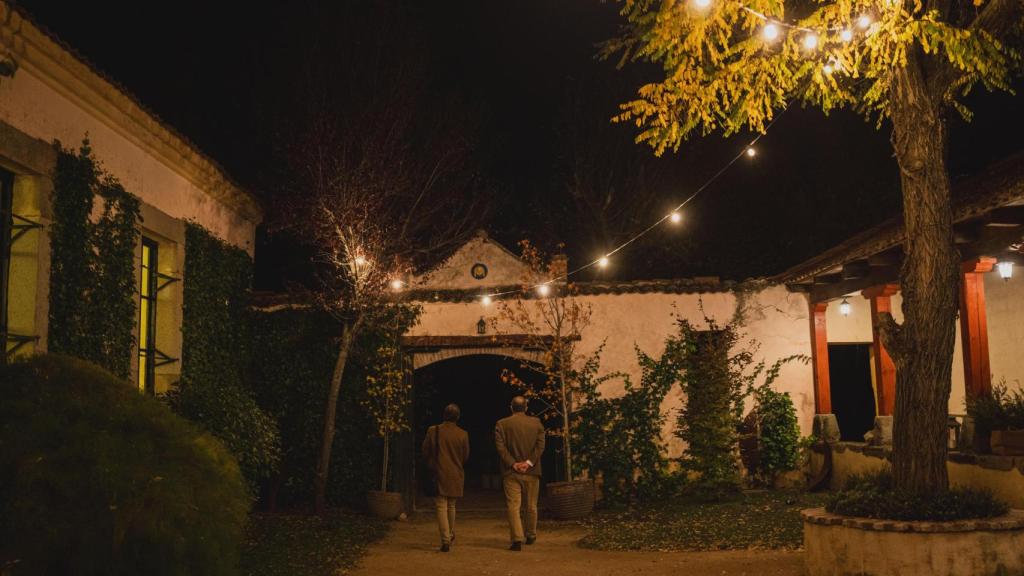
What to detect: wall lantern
<box><xmin>839</xmin><ymin>297</ymin><xmax>851</xmax><ymax>317</ymax></box>
<box><xmin>477</xmin><ymin>317</ymin><xmax>487</xmax><ymax>335</ymax></box>
<box><xmin>997</xmin><ymin>260</ymin><xmax>1014</xmax><ymax>281</ymax></box>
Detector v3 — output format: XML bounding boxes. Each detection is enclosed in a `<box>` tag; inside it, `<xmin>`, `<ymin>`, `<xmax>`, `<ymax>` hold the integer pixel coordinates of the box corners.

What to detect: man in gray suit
<box><xmin>494</xmin><ymin>396</ymin><xmax>545</xmax><ymax>551</ymax></box>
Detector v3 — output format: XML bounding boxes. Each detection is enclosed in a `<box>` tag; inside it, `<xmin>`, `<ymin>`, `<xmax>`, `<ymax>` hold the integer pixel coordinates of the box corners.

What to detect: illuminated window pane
<box><xmin>0</xmin><ymin>169</ymin><xmax>11</xmax><ymax>361</ymax></box>
<box><xmin>138</xmin><ymin>238</ymin><xmax>158</xmax><ymax>394</ymax></box>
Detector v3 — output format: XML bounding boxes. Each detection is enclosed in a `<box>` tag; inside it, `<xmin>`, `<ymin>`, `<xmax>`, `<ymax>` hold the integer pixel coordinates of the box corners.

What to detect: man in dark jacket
<box><xmin>422</xmin><ymin>403</ymin><xmax>470</xmax><ymax>552</ymax></box>
<box><xmin>494</xmin><ymin>396</ymin><xmax>545</xmax><ymax>551</ymax></box>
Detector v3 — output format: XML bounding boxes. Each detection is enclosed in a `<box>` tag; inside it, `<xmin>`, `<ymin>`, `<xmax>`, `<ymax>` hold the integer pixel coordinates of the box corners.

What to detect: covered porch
<box><xmin>779</xmin><ymin>153</ymin><xmax>1024</xmax><ymax>443</ymax></box>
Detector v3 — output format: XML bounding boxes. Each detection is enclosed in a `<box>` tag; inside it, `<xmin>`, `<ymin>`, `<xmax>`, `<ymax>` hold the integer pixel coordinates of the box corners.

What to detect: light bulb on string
<box><xmin>353</xmin><ymin>254</ymin><xmax>368</xmax><ymax>267</ymax></box>
<box><xmin>802</xmin><ymin>32</ymin><xmax>819</xmax><ymax>51</ymax></box>
<box><xmin>597</xmin><ymin>256</ymin><xmax>610</xmax><ymax>269</ymax></box>
<box><xmin>762</xmin><ymin>22</ymin><xmax>780</xmax><ymax>42</ymax></box>
<box><xmin>857</xmin><ymin>14</ymin><xmax>872</xmax><ymax>29</ymax></box>
<box><xmin>669</xmin><ymin>211</ymin><xmax>683</xmax><ymax>224</ymax></box>
<box><xmin>840</xmin><ymin>28</ymin><xmax>853</xmax><ymax>42</ymax></box>
<box><xmin>481</xmin><ymin>295</ymin><xmax>493</xmax><ymax>306</ymax></box>
<box><xmin>693</xmin><ymin>0</ymin><xmax>712</xmax><ymax>9</ymax></box>
<box><xmin>746</xmin><ymin>147</ymin><xmax>757</xmax><ymax>158</ymax></box>
<box><xmin>823</xmin><ymin>62</ymin><xmax>834</xmax><ymax>74</ymax></box>
<box><xmin>389</xmin><ymin>279</ymin><xmax>404</xmax><ymax>291</ymax></box>
<box><xmin>537</xmin><ymin>283</ymin><xmax>551</xmax><ymax>297</ymax></box>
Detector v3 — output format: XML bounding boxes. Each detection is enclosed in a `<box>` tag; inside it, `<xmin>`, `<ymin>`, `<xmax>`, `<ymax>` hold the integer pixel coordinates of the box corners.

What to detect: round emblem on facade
<box><xmin>470</xmin><ymin>262</ymin><xmax>488</xmax><ymax>280</ymax></box>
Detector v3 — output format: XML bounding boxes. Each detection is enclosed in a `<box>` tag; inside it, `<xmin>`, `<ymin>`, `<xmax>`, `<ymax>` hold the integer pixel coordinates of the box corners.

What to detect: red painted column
<box><xmin>960</xmin><ymin>258</ymin><xmax>995</xmax><ymax>400</ymax></box>
<box><xmin>809</xmin><ymin>300</ymin><xmax>832</xmax><ymax>414</ymax></box>
<box><xmin>863</xmin><ymin>284</ymin><xmax>899</xmax><ymax>416</ymax></box>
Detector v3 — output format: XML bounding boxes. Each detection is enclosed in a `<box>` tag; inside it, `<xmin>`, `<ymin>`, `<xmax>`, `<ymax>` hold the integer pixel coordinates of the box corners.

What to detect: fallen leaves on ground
<box><xmin>578</xmin><ymin>490</ymin><xmax>827</xmax><ymax>552</ymax></box>
<box><xmin>241</xmin><ymin>510</ymin><xmax>388</xmax><ymax>576</ymax></box>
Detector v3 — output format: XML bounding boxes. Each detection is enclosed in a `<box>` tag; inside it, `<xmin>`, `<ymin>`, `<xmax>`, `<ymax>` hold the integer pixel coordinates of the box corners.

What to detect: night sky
<box><xmin>13</xmin><ymin>0</ymin><xmax>1024</xmax><ymax>288</ymax></box>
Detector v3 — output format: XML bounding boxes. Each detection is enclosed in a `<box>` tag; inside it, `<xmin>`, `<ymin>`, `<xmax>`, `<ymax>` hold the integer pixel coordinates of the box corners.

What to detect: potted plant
<box><xmin>497</xmin><ymin>242</ymin><xmax>597</xmax><ymax>519</ymax></box>
<box><xmin>362</xmin><ymin>340</ymin><xmax>412</xmax><ymax>519</ymax></box>
<box><xmin>966</xmin><ymin>382</ymin><xmax>1024</xmax><ymax>455</ymax></box>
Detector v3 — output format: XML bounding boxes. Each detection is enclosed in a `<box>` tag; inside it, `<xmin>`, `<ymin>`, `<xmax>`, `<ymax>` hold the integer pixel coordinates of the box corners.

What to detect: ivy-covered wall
<box><xmin>169</xmin><ymin>222</ymin><xmax>280</xmax><ymax>492</ymax></box>
<box><xmin>48</xmin><ymin>140</ymin><xmax>140</xmax><ymax>379</ymax></box>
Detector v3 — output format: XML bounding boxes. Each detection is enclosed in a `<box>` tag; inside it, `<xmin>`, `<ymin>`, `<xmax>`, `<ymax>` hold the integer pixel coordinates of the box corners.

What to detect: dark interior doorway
<box><xmin>413</xmin><ymin>354</ymin><xmax>553</xmax><ymax>509</ymax></box>
<box><xmin>827</xmin><ymin>343</ymin><xmax>877</xmax><ymax>441</ymax></box>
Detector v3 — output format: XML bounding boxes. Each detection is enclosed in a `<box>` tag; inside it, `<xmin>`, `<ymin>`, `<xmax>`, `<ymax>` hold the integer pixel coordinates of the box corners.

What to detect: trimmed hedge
<box><xmin>0</xmin><ymin>355</ymin><xmax>250</xmax><ymax>575</ymax></box>
<box><xmin>826</xmin><ymin>470</ymin><xmax>1009</xmax><ymax>521</ymax></box>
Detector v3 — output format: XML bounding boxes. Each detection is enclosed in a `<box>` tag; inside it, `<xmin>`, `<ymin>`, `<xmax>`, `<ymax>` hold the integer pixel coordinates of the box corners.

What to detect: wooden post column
<box><xmin>809</xmin><ymin>300</ymin><xmax>832</xmax><ymax>414</ymax></box>
<box><xmin>863</xmin><ymin>284</ymin><xmax>899</xmax><ymax>416</ymax></box>
<box><xmin>960</xmin><ymin>257</ymin><xmax>995</xmax><ymax>400</ymax></box>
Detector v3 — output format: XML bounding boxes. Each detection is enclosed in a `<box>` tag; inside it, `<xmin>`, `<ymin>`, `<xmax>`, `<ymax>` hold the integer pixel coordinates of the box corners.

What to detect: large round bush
<box><xmin>0</xmin><ymin>355</ymin><xmax>250</xmax><ymax>575</ymax></box>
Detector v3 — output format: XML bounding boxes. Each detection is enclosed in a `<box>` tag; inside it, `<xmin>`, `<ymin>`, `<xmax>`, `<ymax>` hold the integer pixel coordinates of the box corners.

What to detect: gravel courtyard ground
<box><xmin>347</xmin><ymin>510</ymin><xmax>805</xmax><ymax>576</ymax></box>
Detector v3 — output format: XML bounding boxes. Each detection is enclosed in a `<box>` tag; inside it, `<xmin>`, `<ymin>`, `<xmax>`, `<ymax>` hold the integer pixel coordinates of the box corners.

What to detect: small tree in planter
<box><xmin>361</xmin><ymin>338</ymin><xmax>413</xmax><ymax>519</ymax></box>
<box><xmin>497</xmin><ymin>241</ymin><xmax>598</xmax><ymax>518</ymax></box>
<box><xmin>966</xmin><ymin>381</ymin><xmax>1024</xmax><ymax>455</ymax></box>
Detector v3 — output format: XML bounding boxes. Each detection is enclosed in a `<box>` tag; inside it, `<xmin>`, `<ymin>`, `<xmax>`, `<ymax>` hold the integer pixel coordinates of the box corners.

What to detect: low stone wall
<box><xmin>810</xmin><ymin>441</ymin><xmax>1024</xmax><ymax>508</ymax></box>
<box><xmin>803</xmin><ymin>508</ymin><xmax>1024</xmax><ymax>576</ymax></box>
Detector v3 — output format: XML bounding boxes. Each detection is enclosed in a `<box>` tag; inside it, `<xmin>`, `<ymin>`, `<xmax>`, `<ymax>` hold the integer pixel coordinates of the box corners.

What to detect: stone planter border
<box><xmin>804</xmin><ymin>508</ymin><xmax>1024</xmax><ymax>576</ymax></box>
<box><xmin>802</xmin><ymin>507</ymin><xmax>1024</xmax><ymax>533</ymax></box>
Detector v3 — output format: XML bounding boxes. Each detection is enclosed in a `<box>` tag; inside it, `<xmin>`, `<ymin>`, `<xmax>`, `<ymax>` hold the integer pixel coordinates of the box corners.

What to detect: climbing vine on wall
<box><xmin>48</xmin><ymin>140</ymin><xmax>140</xmax><ymax>379</ymax></box>
<box><xmin>169</xmin><ymin>222</ymin><xmax>280</xmax><ymax>491</ymax></box>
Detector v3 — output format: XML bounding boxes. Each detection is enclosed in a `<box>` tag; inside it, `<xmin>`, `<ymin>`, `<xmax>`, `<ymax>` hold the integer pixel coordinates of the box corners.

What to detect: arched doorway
<box><xmin>412</xmin><ymin>353</ymin><xmax>556</xmax><ymax>510</ymax></box>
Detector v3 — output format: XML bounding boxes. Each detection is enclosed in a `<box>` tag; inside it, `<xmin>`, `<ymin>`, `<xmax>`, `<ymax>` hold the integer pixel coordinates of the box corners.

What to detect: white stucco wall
<box><xmin>0</xmin><ymin>62</ymin><xmax>256</xmax><ymax>252</ymax></box>
<box><xmin>414</xmin><ymin>232</ymin><xmax>528</xmax><ymax>290</ymax></box>
<box><xmin>984</xmin><ymin>272</ymin><xmax>1024</xmax><ymax>393</ymax></box>
<box><xmin>407</xmin><ymin>284</ymin><xmax>816</xmax><ymax>451</ymax></box>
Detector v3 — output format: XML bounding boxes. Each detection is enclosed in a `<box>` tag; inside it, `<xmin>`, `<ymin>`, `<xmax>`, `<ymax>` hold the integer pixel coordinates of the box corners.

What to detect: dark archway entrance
<box><xmin>412</xmin><ymin>354</ymin><xmax>554</xmax><ymax>510</ymax></box>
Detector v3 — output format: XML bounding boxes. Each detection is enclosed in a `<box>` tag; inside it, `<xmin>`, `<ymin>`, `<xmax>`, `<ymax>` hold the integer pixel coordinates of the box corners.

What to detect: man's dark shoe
<box><xmin>525</xmin><ymin>536</ymin><xmax>536</xmax><ymax>545</ymax></box>
<box><xmin>440</xmin><ymin>543</ymin><xmax>450</xmax><ymax>552</ymax></box>
<box><xmin>509</xmin><ymin>542</ymin><xmax>522</xmax><ymax>551</ymax></box>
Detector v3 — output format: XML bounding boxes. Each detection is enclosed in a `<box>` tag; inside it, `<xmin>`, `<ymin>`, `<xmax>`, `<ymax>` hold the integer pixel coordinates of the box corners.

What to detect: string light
<box><xmin>464</xmin><ymin>6</ymin><xmax>883</xmax><ymax>304</ymax></box>
<box><xmin>389</xmin><ymin>279</ymin><xmax>404</xmax><ymax>291</ymax></box>
<box><xmin>353</xmin><ymin>255</ymin><xmax>368</xmax><ymax>267</ymax></box>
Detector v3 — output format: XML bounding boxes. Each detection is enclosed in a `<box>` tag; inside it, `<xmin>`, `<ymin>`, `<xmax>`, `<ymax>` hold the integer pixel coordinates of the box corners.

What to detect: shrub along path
<box><xmin>348</xmin><ymin>509</ymin><xmax>804</xmax><ymax>576</ymax></box>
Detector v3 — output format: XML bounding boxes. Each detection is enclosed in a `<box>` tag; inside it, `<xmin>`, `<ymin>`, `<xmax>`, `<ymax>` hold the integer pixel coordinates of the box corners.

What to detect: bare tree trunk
<box><xmin>381</xmin><ymin>433</ymin><xmax>390</xmax><ymax>492</ymax></box>
<box><xmin>560</xmin><ymin>361</ymin><xmax>573</xmax><ymax>482</ymax></box>
<box><xmin>314</xmin><ymin>316</ymin><xmax>361</xmax><ymax>515</ymax></box>
<box><xmin>885</xmin><ymin>55</ymin><xmax>958</xmax><ymax>494</ymax></box>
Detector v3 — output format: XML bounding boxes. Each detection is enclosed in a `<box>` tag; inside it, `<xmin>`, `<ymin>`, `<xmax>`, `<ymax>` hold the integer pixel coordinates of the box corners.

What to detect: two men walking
<box><xmin>422</xmin><ymin>396</ymin><xmax>546</xmax><ymax>552</ymax></box>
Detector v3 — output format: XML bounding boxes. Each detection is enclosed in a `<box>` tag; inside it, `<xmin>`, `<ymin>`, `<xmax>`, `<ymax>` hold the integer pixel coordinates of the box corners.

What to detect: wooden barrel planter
<box><xmin>802</xmin><ymin>508</ymin><xmax>1024</xmax><ymax>576</ymax></box>
<box><xmin>546</xmin><ymin>479</ymin><xmax>595</xmax><ymax>520</ymax></box>
<box><xmin>366</xmin><ymin>490</ymin><xmax>404</xmax><ymax>520</ymax></box>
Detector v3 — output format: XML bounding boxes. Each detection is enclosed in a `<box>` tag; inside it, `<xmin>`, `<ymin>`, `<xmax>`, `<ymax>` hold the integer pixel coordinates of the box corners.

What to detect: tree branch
<box><xmin>927</xmin><ymin>0</ymin><xmax>1023</xmax><ymax>98</ymax></box>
